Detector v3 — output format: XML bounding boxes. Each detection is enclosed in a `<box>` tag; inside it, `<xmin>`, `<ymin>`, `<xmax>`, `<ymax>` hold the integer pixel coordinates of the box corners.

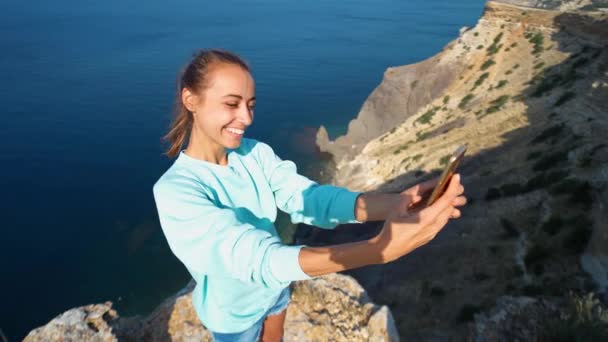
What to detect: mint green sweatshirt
<box><xmin>152</xmin><ymin>137</ymin><xmax>362</xmax><ymax>333</ymax></box>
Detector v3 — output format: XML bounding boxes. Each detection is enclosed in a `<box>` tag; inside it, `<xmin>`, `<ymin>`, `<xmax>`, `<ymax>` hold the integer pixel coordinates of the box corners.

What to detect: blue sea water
<box><xmin>0</xmin><ymin>0</ymin><xmax>485</xmax><ymax>339</ymax></box>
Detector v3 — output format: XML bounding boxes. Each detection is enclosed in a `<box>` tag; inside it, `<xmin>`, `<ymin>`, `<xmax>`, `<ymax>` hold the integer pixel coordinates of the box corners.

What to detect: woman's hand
<box><xmin>369</xmin><ymin>174</ymin><xmax>466</xmax><ymax>263</ymax></box>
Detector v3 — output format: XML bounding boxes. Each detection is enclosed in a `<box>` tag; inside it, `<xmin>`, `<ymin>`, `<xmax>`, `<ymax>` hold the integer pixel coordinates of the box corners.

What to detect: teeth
<box><xmin>227</xmin><ymin>128</ymin><xmax>244</xmax><ymax>135</ymax></box>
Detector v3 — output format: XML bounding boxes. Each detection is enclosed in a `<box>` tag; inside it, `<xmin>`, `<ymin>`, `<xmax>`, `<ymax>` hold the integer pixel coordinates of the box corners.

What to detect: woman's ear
<box><xmin>181</xmin><ymin>88</ymin><xmax>199</xmax><ymax>113</ymax></box>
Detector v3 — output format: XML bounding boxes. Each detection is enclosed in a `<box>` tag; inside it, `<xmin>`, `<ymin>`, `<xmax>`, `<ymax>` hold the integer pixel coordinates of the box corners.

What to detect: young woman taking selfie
<box><xmin>152</xmin><ymin>49</ymin><xmax>467</xmax><ymax>342</ymax></box>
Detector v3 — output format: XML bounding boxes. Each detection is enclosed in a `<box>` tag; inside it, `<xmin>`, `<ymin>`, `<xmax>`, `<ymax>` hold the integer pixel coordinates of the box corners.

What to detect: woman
<box><xmin>152</xmin><ymin>49</ymin><xmax>466</xmax><ymax>342</ymax></box>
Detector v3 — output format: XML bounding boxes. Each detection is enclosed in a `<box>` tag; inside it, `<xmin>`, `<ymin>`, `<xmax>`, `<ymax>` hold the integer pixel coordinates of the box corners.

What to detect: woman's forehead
<box><xmin>207</xmin><ymin>64</ymin><xmax>254</xmax><ymax>98</ymax></box>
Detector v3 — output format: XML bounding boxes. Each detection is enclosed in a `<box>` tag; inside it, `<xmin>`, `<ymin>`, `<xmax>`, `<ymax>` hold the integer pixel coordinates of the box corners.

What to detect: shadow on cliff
<box><xmin>295</xmin><ymin>11</ymin><xmax>607</xmax><ymax>337</ymax></box>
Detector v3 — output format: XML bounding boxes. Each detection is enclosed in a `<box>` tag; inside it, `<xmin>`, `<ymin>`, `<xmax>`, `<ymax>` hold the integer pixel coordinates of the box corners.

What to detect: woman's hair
<box><xmin>162</xmin><ymin>49</ymin><xmax>250</xmax><ymax>158</ymax></box>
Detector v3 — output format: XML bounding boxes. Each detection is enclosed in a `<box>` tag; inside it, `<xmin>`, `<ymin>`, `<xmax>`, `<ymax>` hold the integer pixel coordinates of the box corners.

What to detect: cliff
<box><xmin>308</xmin><ymin>0</ymin><xmax>608</xmax><ymax>339</ymax></box>
<box><xmin>23</xmin><ymin>274</ymin><xmax>398</xmax><ymax>341</ymax></box>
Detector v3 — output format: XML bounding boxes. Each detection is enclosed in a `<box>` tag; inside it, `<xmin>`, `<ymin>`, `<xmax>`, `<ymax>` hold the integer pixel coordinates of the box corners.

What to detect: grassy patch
<box><xmin>473</xmin><ymin>72</ymin><xmax>490</xmax><ymax>89</ymax></box>
<box><xmin>532</xmin><ymin>150</ymin><xmax>569</xmax><ymax>172</ymax></box>
<box><xmin>532</xmin><ymin>124</ymin><xmax>565</xmax><ymax>144</ymax></box>
<box><xmin>527</xmin><ymin>151</ymin><xmax>542</xmax><ymax>160</ymax></box>
<box><xmin>485</xmin><ymin>187</ymin><xmax>502</xmax><ymax>201</ymax></box>
<box><xmin>541</xmin><ymin>216</ymin><xmax>564</xmax><ymax>235</ymax></box>
<box><xmin>525</xmin><ymin>170</ymin><xmax>569</xmax><ymax>192</ymax></box>
<box><xmin>416</xmin><ymin>131</ymin><xmax>430</xmax><ymax>141</ymax></box>
<box><xmin>563</xmin><ymin>223</ymin><xmax>592</xmax><ymax>254</ymax></box>
<box><xmin>499</xmin><ymin>182</ymin><xmax>525</xmax><ymax>197</ymax></box>
<box><xmin>439</xmin><ymin>154</ymin><xmax>451</xmax><ymax>166</ymax></box>
<box><xmin>524</xmin><ymin>243</ymin><xmax>551</xmax><ymax>267</ymax></box>
<box><xmin>484</xmin><ymin>95</ymin><xmax>510</xmax><ymax>115</ymax></box>
<box><xmin>480</xmin><ymin>59</ymin><xmax>496</xmax><ymax>71</ymax></box>
<box><xmin>555</xmin><ymin>91</ymin><xmax>576</xmax><ymax>107</ymax></box>
<box><xmin>500</xmin><ymin>218</ymin><xmax>520</xmax><ymax>238</ymax></box>
<box><xmin>496</xmin><ymin>80</ymin><xmax>508</xmax><ymax>88</ymax></box>
<box><xmin>457</xmin><ymin>304</ymin><xmax>484</xmax><ymax>323</ymax></box>
<box><xmin>417</xmin><ymin>106</ymin><xmax>440</xmax><ymax>125</ymax></box>
<box><xmin>528</xmin><ymin>32</ymin><xmax>544</xmax><ymax>55</ymax></box>
<box><xmin>487</xmin><ymin>32</ymin><xmax>504</xmax><ymax>55</ymax></box>
<box><xmin>458</xmin><ymin>94</ymin><xmax>474</xmax><ymax>109</ymax></box>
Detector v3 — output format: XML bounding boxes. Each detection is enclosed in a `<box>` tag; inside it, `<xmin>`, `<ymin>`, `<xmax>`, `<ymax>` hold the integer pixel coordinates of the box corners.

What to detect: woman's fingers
<box><xmin>452</xmin><ymin>195</ymin><xmax>467</xmax><ymax>207</ymax></box>
<box><xmin>419</xmin><ymin>174</ymin><xmax>462</xmax><ymax>223</ymax></box>
<box><xmin>450</xmin><ymin>209</ymin><xmax>461</xmax><ymax>219</ymax></box>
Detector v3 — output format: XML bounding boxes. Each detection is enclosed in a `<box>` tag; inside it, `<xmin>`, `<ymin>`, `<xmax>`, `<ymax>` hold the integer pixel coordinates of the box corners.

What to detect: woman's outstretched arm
<box><xmin>301</xmin><ymin>174</ymin><xmax>466</xmax><ymax>277</ymax></box>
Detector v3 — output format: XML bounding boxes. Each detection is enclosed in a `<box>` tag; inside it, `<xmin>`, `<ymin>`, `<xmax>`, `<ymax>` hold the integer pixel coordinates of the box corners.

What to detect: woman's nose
<box><xmin>238</xmin><ymin>106</ymin><xmax>253</xmax><ymax>126</ymax></box>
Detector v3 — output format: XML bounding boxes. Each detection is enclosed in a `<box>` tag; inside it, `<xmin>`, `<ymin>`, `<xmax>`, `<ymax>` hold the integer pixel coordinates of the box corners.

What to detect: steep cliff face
<box><xmin>309</xmin><ymin>0</ymin><xmax>608</xmax><ymax>339</ymax></box>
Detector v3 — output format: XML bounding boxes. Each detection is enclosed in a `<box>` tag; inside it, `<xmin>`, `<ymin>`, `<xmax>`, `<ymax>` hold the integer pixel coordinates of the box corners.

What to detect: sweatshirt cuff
<box><xmin>334</xmin><ymin>189</ymin><xmax>364</xmax><ymax>224</ymax></box>
<box><xmin>268</xmin><ymin>244</ymin><xmax>313</xmax><ymax>283</ymax></box>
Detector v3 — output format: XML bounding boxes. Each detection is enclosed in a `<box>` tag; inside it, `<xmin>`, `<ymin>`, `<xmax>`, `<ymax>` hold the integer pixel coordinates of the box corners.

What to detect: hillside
<box><xmin>309</xmin><ymin>0</ymin><xmax>608</xmax><ymax>339</ymax></box>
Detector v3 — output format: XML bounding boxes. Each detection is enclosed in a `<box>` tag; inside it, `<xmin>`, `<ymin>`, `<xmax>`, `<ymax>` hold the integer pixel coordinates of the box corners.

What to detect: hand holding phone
<box><xmin>409</xmin><ymin>144</ymin><xmax>467</xmax><ymax>210</ymax></box>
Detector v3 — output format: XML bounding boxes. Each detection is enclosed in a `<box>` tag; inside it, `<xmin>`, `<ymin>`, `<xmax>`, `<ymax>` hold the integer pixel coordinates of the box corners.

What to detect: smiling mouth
<box><xmin>225</xmin><ymin>127</ymin><xmax>245</xmax><ymax>137</ymax></box>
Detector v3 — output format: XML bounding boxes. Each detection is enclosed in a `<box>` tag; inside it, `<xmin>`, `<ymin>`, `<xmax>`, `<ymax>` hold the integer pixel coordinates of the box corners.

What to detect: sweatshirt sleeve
<box><xmin>253</xmin><ymin>141</ymin><xmax>363</xmax><ymax>229</ymax></box>
<box><xmin>152</xmin><ymin>176</ymin><xmax>312</xmax><ymax>289</ymax></box>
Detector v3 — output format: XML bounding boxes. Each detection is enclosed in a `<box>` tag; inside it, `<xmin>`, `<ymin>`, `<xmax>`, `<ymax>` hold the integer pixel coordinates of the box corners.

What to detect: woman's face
<box><xmin>183</xmin><ymin>62</ymin><xmax>255</xmax><ymax>151</ymax></box>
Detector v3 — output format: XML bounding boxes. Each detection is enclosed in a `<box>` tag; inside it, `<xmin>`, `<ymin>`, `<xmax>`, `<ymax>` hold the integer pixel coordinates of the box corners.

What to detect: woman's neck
<box><xmin>185</xmin><ymin>131</ymin><xmax>228</xmax><ymax>166</ymax></box>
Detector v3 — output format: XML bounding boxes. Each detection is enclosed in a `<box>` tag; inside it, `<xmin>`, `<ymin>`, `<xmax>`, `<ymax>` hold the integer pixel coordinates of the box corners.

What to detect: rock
<box><xmin>23</xmin><ymin>302</ymin><xmax>120</xmax><ymax>342</ymax></box>
<box><xmin>24</xmin><ymin>274</ymin><xmax>399</xmax><ymax>341</ymax></box>
<box><xmin>469</xmin><ymin>296</ymin><xmax>563</xmax><ymax>342</ymax></box>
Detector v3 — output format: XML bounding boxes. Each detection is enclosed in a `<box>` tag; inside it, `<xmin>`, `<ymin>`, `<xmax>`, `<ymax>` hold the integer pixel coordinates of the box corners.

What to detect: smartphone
<box><xmin>410</xmin><ymin>144</ymin><xmax>467</xmax><ymax>210</ymax></box>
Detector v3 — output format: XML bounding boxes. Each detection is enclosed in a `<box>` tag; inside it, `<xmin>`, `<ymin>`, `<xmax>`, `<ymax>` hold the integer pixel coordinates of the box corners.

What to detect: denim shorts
<box><xmin>210</xmin><ymin>286</ymin><xmax>291</xmax><ymax>342</ymax></box>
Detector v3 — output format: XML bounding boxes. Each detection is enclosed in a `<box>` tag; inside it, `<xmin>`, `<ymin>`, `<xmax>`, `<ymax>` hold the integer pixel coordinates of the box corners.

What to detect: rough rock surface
<box><xmin>24</xmin><ymin>274</ymin><xmax>399</xmax><ymax>342</ymax></box>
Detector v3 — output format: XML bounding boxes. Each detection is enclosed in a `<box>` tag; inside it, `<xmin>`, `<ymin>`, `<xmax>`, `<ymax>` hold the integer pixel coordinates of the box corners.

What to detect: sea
<box><xmin>0</xmin><ymin>0</ymin><xmax>485</xmax><ymax>339</ymax></box>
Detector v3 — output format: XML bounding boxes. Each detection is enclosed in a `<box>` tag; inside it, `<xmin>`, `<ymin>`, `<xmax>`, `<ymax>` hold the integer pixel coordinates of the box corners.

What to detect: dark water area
<box><xmin>0</xmin><ymin>0</ymin><xmax>485</xmax><ymax>339</ymax></box>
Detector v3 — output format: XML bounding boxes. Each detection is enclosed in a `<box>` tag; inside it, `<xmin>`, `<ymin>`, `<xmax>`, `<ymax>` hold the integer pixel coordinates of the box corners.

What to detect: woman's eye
<box><xmin>226</xmin><ymin>103</ymin><xmax>238</xmax><ymax>108</ymax></box>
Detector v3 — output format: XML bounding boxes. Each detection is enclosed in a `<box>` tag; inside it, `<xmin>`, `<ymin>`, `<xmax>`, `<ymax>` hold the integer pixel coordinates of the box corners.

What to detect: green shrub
<box><xmin>532</xmin><ymin>73</ymin><xmax>564</xmax><ymax>97</ymax></box>
<box><xmin>532</xmin><ymin>150</ymin><xmax>569</xmax><ymax>171</ymax></box>
<box><xmin>534</xmin><ymin>62</ymin><xmax>545</xmax><ymax>69</ymax></box>
<box><xmin>443</xmin><ymin>95</ymin><xmax>450</xmax><ymax>104</ymax></box>
<box><xmin>527</xmin><ymin>151</ymin><xmax>542</xmax><ymax>160</ymax></box>
<box><xmin>528</xmin><ymin>32</ymin><xmax>544</xmax><ymax>55</ymax></box>
<box><xmin>473</xmin><ymin>72</ymin><xmax>490</xmax><ymax>89</ymax></box>
<box><xmin>416</xmin><ymin>131</ymin><xmax>430</xmax><ymax>141</ymax></box>
<box><xmin>417</xmin><ymin>106</ymin><xmax>440</xmax><ymax>125</ymax></box>
<box><xmin>511</xmin><ymin>42</ymin><xmax>518</xmax><ymax>48</ymax></box>
<box><xmin>439</xmin><ymin>154</ymin><xmax>451</xmax><ymax>166</ymax></box>
<box><xmin>555</xmin><ymin>91</ymin><xmax>576</xmax><ymax>106</ymax></box>
<box><xmin>541</xmin><ymin>216</ymin><xmax>564</xmax><ymax>235</ymax></box>
<box><xmin>412</xmin><ymin>154</ymin><xmax>423</xmax><ymax>162</ymax></box>
<box><xmin>500</xmin><ymin>183</ymin><xmax>525</xmax><ymax>196</ymax></box>
<box><xmin>459</xmin><ymin>94</ymin><xmax>474</xmax><ymax>109</ymax></box>
<box><xmin>486</xmin><ymin>187</ymin><xmax>502</xmax><ymax>200</ymax></box>
<box><xmin>532</xmin><ymin>124</ymin><xmax>564</xmax><ymax>144</ymax></box>
<box><xmin>524</xmin><ymin>243</ymin><xmax>550</xmax><ymax>267</ymax></box>
<box><xmin>484</xmin><ymin>95</ymin><xmax>510</xmax><ymax>115</ymax></box>
<box><xmin>477</xmin><ymin>44</ymin><xmax>484</xmax><ymax>50</ymax></box>
<box><xmin>496</xmin><ymin>80</ymin><xmax>508</xmax><ymax>88</ymax></box>
<box><xmin>480</xmin><ymin>59</ymin><xmax>496</xmax><ymax>70</ymax></box>
<box><xmin>505</xmin><ymin>70</ymin><xmax>513</xmax><ymax>75</ymax></box>
<box><xmin>525</xmin><ymin>170</ymin><xmax>569</xmax><ymax>191</ymax></box>
<box><xmin>487</xmin><ymin>32</ymin><xmax>504</xmax><ymax>55</ymax></box>
<box><xmin>501</xmin><ymin>218</ymin><xmax>520</xmax><ymax>238</ymax></box>
<box><xmin>411</xmin><ymin>80</ymin><xmax>418</xmax><ymax>88</ymax></box>
<box><xmin>430</xmin><ymin>286</ymin><xmax>446</xmax><ymax>297</ymax></box>
<box><xmin>563</xmin><ymin>224</ymin><xmax>592</xmax><ymax>254</ymax></box>
<box><xmin>457</xmin><ymin>304</ymin><xmax>484</xmax><ymax>323</ymax></box>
